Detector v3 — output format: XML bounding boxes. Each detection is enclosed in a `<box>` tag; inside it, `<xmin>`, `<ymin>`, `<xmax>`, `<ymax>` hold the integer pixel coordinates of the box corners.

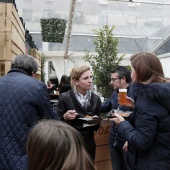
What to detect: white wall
<box><xmin>158</xmin><ymin>53</ymin><xmax>170</xmax><ymax>78</ymax></box>
<box><xmin>44</xmin><ymin>61</ymin><xmax>49</xmax><ymax>84</ymax></box>
<box><xmin>43</xmin><ymin>51</ymin><xmax>132</xmax><ymax>80</ymax></box>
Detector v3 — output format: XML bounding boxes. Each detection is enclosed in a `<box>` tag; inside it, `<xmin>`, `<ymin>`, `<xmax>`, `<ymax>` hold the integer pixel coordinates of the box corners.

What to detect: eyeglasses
<box><xmin>111</xmin><ymin>78</ymin><xmax>120</xmax><ymax>82</ymax></box>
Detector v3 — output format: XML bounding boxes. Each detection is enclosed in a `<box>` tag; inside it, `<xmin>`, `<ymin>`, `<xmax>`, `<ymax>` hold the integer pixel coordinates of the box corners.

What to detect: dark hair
<box><xmin>66</xmin><ymin>76</ymin><xmax>71</xmax><ymax>84</ymax></box>
<box><xmin>11</xmin><ymin>54</ymin><xmax>38</xmax><ymax>76</ymax></box>
<box><xmin>130</xmin><ymin>52</ymin><xmax>166</xmax><ymax>83</ymax></box>
<box><xmin>27</xmin><ymin>120</ymin><xmax>95</xmax><ymax>170</ymax></box>
<box><xmin>111</xmin><ymin>66</ymin><xmax>132</xmax><ymax>83</ymax></box>
<box><xmin>58</xmin><ymin>75</ymin><xmax>68</xmax><ymax>90</ymax></box>
<box><xmin>50</xmin><ymin>77</ymin><xmax>59</xmax><ymax>87</ymax></box>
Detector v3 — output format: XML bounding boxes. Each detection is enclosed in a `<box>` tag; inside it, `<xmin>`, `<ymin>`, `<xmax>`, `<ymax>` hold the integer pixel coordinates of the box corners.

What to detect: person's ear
<box><xmin>32</xmin><ymin>71</ymin><xmax>36</xmax><ymax>78</ymax></box>
<box><xmin>121</xmin><ymin>77</ymin><xmax>126</xmax><ymax>83</ymax></box>
<box><xmin>74</xmin><ymin>79</ymin><xmax>79</xmax><ymax>86</ymax></box>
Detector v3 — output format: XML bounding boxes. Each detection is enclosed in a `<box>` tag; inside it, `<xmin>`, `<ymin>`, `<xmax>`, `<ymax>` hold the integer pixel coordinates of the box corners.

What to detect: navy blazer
<box><xmin>101</xmin><ymin>85</ymin><xmax>133</xmax><ymax>149</ymax></box>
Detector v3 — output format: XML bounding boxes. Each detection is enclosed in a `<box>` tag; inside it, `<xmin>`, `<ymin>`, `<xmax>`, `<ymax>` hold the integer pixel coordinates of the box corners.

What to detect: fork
<box><xmin>77</xmin><ymin>113</ymin><xmax>85</xmax><ymax>118</ymax></box>
<box><xmin>116</xmin><ymin>105</ymin><xmax>122</xmax><ymax>114</ymax></box>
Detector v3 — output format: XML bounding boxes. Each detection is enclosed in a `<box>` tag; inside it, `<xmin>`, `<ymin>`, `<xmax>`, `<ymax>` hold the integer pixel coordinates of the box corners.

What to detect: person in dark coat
<box><xmin>111</xmin><ymin>52</ymin><xmax>170</xmax><ymax>170</ymax></box>
<box><xmin>59</xmin><ymin>76</ymin><xmax>71</xmax><ymax>94</ymax></box>
<box><xmin>0</xmin><ymin>54</ymin><xmax>59</xmax><ymax>170</ymax></box>
<box><xmin>58</xmin><ymin>74</ymin><xmax>69</xmax><ymax>94</ymax></box>
<box><xmin>101</xmin><ymin>66</ymin><xmax>133</xmax><ymax>170</ymax></box>
<box><xmin>47</xmin><ymin>80</ymin><xmax>57</xmax><ymax>94</ymax></box>
<box><xmin>57</xmin><ymin>65</ymin><xmax>101</xmax><ymax>162</ymax></box>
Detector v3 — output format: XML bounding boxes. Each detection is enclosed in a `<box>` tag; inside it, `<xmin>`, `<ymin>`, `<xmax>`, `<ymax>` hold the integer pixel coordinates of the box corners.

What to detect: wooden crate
<box><xmin>0</xmin><ymin>2</ymin><xmax>25</xmax><ymax>74</ymax></box>
<box><xmin>94</xmin><ymin>120</ymin><xmax>112</xmax><ymax>170</ymax></box>
<box><xmin>0</xmin><ymin>3</ymin><xmax>6</xmax><ymax>61</ymax></box>
<box><xmin>0</xmin><ymin>60</ymin><xmax>11</xmax><ymax>77</ymax></box>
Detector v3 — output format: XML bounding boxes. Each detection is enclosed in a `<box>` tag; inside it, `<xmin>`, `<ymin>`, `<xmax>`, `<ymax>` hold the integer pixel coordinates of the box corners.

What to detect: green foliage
<box><xmin>41</xmin><ymin>53</ymin><xmax>46</xmax><ymax>82</ymax></box>
<box><xmin>83</xmin><ymin>25</ymin><xmax>124</xmax><ymax>98</ymax></box>
<box><xmin>40</xmin><ymin>18</ymin><xmax>67</xmax><ymax>43</ymax></box>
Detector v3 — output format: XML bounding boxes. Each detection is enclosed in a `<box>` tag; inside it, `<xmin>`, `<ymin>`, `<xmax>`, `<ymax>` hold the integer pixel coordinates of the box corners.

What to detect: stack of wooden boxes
<box><xmin>0</xmin><ymin>2</ymin><xmax>41</xmax><ymax>80</ymax></box>
<box><xmin>94</xmin><ymin>120</ymin><xmax>112</xmax><ymax>170</ymax></box>
<box><xmin>0</xmin><ymin>2</ymin><xmax>25</xmax><ymax>75</ymax></box>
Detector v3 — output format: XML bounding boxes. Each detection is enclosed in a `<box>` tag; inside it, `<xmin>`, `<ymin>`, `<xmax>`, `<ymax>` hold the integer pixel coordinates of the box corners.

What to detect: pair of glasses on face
<box><xmin>111</xmin><ymin>78</ymin><xmax>121</xmax><ymax>82</ymax></box>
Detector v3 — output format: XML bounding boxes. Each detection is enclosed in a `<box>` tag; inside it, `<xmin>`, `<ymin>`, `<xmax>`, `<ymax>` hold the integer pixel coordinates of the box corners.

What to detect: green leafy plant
<box><xmin>40</xmin><ymin>18</ymin><xmax>67</xmax><ymax>43</ymax></box>
<box><xmin>41</xmin><ymin>53</ymin><xmax>46</xmax><ymax>82</ymax></box>
<box><xmin>83</xmin><ymin>25</ymin><xmax>124</xmax><ymax>98</ymax></box>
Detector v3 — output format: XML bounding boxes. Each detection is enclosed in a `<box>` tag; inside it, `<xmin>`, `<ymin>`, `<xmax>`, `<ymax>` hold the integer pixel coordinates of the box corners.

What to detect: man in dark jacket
<box><xmin>0</xmin><ymin>54</ymin><xmax>59</xmax><ymax>170</ymax></box>
<box><xmin>101</xmin><ymin>66</ymin><xmax>133</xmax><ymax>170</ymax></box>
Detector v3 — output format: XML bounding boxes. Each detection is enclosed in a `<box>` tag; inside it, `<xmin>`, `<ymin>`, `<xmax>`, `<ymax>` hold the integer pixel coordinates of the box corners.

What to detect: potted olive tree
<box><xmin>83</xmin><ymin>25</ymin><xmax>124</xmax><ymax>98</ymax></box>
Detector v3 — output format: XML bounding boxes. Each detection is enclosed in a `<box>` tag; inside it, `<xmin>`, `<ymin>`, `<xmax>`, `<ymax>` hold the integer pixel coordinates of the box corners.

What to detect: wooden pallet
<box><xmin>0</xmin><ymin>2</ymin><xmax>25</xmax><ymax>74</ymax></box>
<box><xmin>94</xmin><ymin>120</ymin><xmax>112</xmax><ymax>170</ymax></box>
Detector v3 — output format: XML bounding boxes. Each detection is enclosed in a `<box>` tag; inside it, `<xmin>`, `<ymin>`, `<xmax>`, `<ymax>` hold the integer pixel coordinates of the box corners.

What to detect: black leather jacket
<box><xmin>58</xmin><ymin>89</ymin><xmax>101</xmax><ymax>131</ymax></box>
<box><xmin>57</xmin><ymin>89</ymin><xmax>101</xmax><ymax>156</ymax></box>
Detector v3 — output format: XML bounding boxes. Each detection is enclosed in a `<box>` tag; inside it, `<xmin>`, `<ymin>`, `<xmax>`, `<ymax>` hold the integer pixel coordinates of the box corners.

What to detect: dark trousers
<box><xmin>86</xmin><ymin>145</ymin><xmax>96</xmax><ymax>162</ymax></box>
<box><xmin>109</xmin><ymin>143</ymin><xmax>131</xmax><ymax>170</ymax></box>
<box><xmin>82</xmin><ymin>133</ymin><xmax>96</xmax><ymax>162</ymax></box>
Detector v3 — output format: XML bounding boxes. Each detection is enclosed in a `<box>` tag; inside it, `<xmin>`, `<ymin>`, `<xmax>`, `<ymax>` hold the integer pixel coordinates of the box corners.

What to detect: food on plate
<box><xmin>86</xmin><ymin>115</ymin><xmax>92</xmax><ymax>118</ymax></box>
<box><xmin>119</xmin><ymin>112</ymin><xmax>130</xmax><ymax>117</ymax></box>
<box><xmin>113</xmin><ymin>110</ymin><xmax>132</xmax><ymax>117</ymax></box>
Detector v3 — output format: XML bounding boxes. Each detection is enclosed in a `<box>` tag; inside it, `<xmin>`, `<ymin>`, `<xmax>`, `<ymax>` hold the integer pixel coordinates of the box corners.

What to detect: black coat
<box><xmin>57</xmin><ymin>89</ymin><xmax>101</xmax><ymax>159</ymax></box>
<box><xmin>118</xmin><ymin>83</ymin><xmax>170</xmax><ymax>170</ymax></box>
<box><xmin>59</xmin><ymin>83</ymin><xmax>71</xmax><ymax>94</ymax></box>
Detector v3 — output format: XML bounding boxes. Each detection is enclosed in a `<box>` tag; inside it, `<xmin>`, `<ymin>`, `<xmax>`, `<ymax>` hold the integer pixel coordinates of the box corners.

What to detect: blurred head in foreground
<box><xmin>27</xmin><ymin>120</ymin><xmax>95</xmax><ymax>170</ymax></box>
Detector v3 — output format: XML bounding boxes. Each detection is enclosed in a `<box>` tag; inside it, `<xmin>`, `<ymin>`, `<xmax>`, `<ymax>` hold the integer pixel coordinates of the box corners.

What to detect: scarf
<box><xmin>74</xmin><ymin>90</ymin><xmax>91</xmax><ymax>109</ymax></box>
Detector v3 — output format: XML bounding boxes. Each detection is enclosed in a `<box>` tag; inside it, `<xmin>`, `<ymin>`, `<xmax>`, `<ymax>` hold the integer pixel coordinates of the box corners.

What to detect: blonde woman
<box><xmin>58</xmin><ymin>65</ymin><xmax>101</xmax><ymax>162</ymax></box>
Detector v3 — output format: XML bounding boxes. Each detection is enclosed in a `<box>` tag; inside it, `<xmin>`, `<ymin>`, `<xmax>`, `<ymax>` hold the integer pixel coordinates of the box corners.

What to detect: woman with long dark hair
<box><xmin>111</xmin><ymin>52</ymin><xmax>170</xmax><ymax>170</ymax></box>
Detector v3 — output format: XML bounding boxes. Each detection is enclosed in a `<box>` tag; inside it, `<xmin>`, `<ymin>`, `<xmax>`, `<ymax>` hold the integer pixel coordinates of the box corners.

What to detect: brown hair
<box><xmin>130</xmin><ymin>52</ymin><xmax>166</xmax><ymax>83</ymax></box>
<box><xmin>27</xmin><ymin>120</ymin><xmax>95</xmax><ymax>170</ymax></box>
<box><xmin>70</xmin><ymin>65</ymin><xmax>90</xmax><ymax>88</ymax></box>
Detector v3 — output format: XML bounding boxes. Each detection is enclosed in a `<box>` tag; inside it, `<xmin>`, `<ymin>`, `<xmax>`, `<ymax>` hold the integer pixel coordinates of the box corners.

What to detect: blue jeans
<box><xmin>109</xmin><ymin>143</ymin><xmax>131</xmax><ymax>170</ymax></box>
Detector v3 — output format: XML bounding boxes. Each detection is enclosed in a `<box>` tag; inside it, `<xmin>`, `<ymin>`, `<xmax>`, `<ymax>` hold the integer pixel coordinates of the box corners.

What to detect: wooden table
<box><xmin>94</xmin><ymin>120</ymin><xmax>112</xmax><ymax>170</ymax></box>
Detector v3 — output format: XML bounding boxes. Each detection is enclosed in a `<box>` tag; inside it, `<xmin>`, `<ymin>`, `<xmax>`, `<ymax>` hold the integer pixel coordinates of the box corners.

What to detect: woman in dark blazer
<box><xmin>111</xmin><ymin>52</ymin><xmax>170</xmax><ymax>170</ymax></box>
<box><xmin>57</xmin><ymin>65</ymin><xmax>101</xmax><ymax>162</ymax></box>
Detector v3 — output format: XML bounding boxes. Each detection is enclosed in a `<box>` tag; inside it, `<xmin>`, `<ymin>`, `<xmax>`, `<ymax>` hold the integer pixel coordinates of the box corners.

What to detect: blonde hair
<box><xmin>70</xmin><ymin>65</ymin><xmax>90</xmax><ymax>88</ymax></box>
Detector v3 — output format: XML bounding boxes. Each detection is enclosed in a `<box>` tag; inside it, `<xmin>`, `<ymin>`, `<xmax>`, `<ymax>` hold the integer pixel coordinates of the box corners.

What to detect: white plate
<box><xmin>113</xmin><ymin>110</ymin><xmax>132</xmax><ymax>117</ymax></box>
<box><xmin>77</xmin><ymin>118</ymin><xmax>102</xmax><ymax>124</ymax></box>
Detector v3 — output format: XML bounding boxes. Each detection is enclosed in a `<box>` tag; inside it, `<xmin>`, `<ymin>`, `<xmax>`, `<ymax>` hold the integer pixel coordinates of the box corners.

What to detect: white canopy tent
<box><xmin>15</xmin><ymin>0</ymin><xmax>170</xmax><ymax>80</ymax></box>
